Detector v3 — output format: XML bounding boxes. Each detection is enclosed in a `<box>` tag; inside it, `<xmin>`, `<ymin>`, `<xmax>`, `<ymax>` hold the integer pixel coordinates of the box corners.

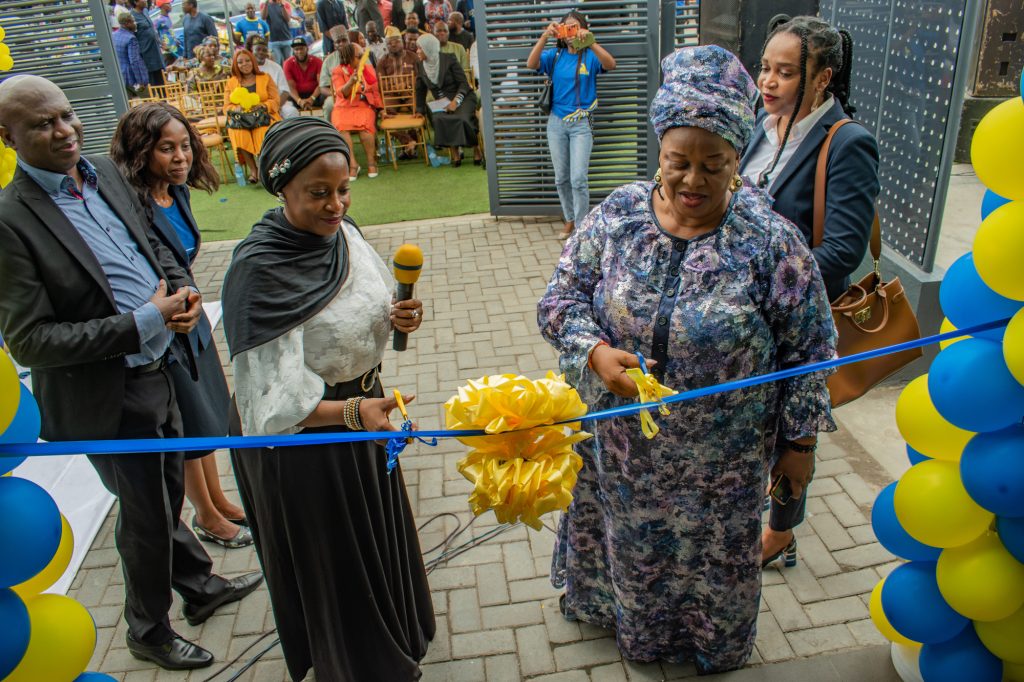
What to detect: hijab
<box><xmin>417</xmin><ymin>32</ymin><xmax>440</xmax><ymax>85</ymax></box>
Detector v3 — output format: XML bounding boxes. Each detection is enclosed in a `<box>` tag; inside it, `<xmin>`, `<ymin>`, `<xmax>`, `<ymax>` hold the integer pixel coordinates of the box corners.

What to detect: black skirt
<box><xmin>431</xmin><ymin>90</ymin><xmax>479</xmax><ymax>148</ymax></box>
<box><xmin>230</xmin><ymin>373</ymin><xmax>435</xmax><ymax>681</ymax></box>
<box><xmin>168</xmin><ymin>338</ymin><xmax>231</xmax><ymax>460</ymax></box>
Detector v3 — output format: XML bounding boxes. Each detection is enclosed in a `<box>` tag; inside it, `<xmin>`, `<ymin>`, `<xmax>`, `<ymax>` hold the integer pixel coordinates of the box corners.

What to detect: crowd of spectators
<box><xmin>112</xmin><ymin>0</ymin><xmax>479</xmax><ymax>180</ymax></box>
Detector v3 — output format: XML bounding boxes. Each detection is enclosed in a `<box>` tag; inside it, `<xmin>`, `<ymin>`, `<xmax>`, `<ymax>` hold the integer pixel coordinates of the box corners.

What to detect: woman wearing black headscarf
<box><xmin>222</xmin><ymin>116</ymin><xmax>434</xmax><ymax>681</ymax></box>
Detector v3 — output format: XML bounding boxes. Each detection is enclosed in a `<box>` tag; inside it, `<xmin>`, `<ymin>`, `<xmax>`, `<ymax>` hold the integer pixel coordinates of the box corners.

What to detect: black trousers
<box><xmin>148</xmin><ymin>68</ymin><xmax>165</xmax><ymax>87</ymax></box>
<box><xmin>87</xmin><ymin>366</ymin><xmax>226</xmax><ymax>644</ymax></box>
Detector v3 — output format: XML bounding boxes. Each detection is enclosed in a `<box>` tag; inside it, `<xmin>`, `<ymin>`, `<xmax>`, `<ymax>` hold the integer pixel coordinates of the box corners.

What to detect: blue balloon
<box><xmin>881</xmin><ymin>561</ymin><xmax>968</xmax><ymax>644</ymax></box>
<box><xmin>939</xmin><ymin>253</ymin><xmax>1022</xmax><ymax>342</ymax></box>
<box><xmin>928</xmin><ymin>338</ymin><xmax>1024</xmax><ymax>433</ymax></box>
<box><xmin>961</xmin><ymin>425</ymin><xmax>1024</xmax><ymax>516</ymax></box>
<box><xmin>907</xmin><ymin>445</ymin><xmax>930</xmax><ymax>466</ymax></box>
<box><xmin>980</xmin><ymin>190</ymin><xmax>1011</xmax><ymax>220</ymax></box>
<box><xmin>920</xmin><ymin>626</ymin><xmax>1002</xmax><ymax>682</ymax></box>
<box><xmin>0</xmin><ymin>476</ymin><xmax>61</xmax><ymax>588</ymax></box>
<box><xmin>75</xmin><ymin>674</ymin><xmax>119</xmax><ymax>681</ymax></box>
<box><xmin>997</xmin><ymin>516</ymin><xmax>1024</xmax><ymax>564</ymax></box>
<box><xmin>0</xmin><ymin>588</ymin><xmax>29</xmax><ymax>678</ymax></box>
<box><xmin>0</xmin><ymin>384</ymin><xmax>40</xmax><ymax>475</ymax></box>
<box><xmin>872</xmin><ymin>482</ymin><xmax>942</xmax><ymax>561</ymax></box>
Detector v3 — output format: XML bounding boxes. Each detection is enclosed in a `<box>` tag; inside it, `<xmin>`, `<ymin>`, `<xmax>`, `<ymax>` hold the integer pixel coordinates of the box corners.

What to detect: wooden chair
<box><xmin>191</xmin><ymin>80</ymin><xmax>232</xmax><ymax>180</ymax></box>
<box><xmin>145</xmin><ymin>82</ymin><xmax>186</xmax><ymax>110</ymax></box>
<box><xmin>378</xmin><ymin>72</ymin><xmax>429</xmax><ymax>171</ymax></box>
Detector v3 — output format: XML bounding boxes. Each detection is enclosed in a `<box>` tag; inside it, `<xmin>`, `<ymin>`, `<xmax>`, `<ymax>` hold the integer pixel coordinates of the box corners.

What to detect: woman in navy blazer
<box><xmin>740</xmin><ymin>16</ymin><xmax>880</xmax><ymax>566</ymax></box>
<box><xmin>112</xmin><ymin>103</ymin><xmax>252</xmax><ymax>549</ymax></box>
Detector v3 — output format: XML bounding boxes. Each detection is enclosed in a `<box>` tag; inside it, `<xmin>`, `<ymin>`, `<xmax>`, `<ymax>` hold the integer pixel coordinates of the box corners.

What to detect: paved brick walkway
<box><xmin>76</xmin><ymin>214</ymin><xmax>900</xmax><ymax>681</ymax></box>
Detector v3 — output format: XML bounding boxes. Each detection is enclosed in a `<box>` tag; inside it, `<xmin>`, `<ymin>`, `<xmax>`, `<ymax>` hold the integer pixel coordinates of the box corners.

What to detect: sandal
<box><xmin>558</xmin><ymin>221</ymin><xmax>574</xmax><ymax>240</ymax></box>
<box><xmin>246</xmin><ymin>175</ymin><xmax>257</xmax><ymax>185</ymax></box>
<box><xmin>192</xmin><ymin>515</ymin><xmax>254</xmax><ymax>549</ymax></box>
<box><xmin>368</xmin><ymin>166</ymin><xmax>379</xmax><ymax>178</ymax></box>
<box><xmin>349</xmin><ymin>165</ymin><xmax>361</xmax><ymax>181</ymax></box>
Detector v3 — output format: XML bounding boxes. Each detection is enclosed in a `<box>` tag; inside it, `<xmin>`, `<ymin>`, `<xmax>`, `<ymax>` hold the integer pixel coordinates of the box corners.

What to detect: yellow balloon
<box><xmin>0</xmin><ymin>350</ymin><xmax>20</xmax><ymax>433</ymax></box>
<box><xmin>894</xmin><ymin>459</ymin><xmax>993</xmax><ymax>548</ymax></box>
<box><xmin>972</xmin><ymin>98</ymin><xmax>1024</xmax><ymax>201</ymax></box>
<box><xmin>975</xmin><ymin>603</ymin><xmax>1024</xmax><ymax>663</ymax></box>
<box><xmin>0</xmin><ymin>55</ymin><xmax>12</xmax><ymax>72</ymax></box>
<box><xmin>895</xmin><ymin>375</ymin><xmax>974</xmax><ymax>461</ymax></box>
<box><xmin>939</xmin><ymin>317</ymin><xmax>970</xmax><ymax>350</ymax></box>
<box><xmin>974</xmin><ymin>201</ymin><xmax>1024</xmax><ymax>301</ymax></box>
<box><xmin>1007</xmin><ymin>661</ymin><xmax>1024</xmax><ymax>682</ymax></box>
<box><xmin>1006</xmin><ymin>308</ymin><xmax>1024</xmax><ymax>387</ymax></box>
<box><xmin>936</xmin><ymin>531</ymin><xmax>1024</xmax><ymax>621</ymax></box>
<box><xmin>869</xmin><ymin>577</ymin><xmax>918</xmax><ymax>646</ymax></box>
<box><xmin>12</xmin><ymin>515</ymin><xmax>74</xmax><ymax>598</ymax></box>
<box><xmin>5</xmin><ymin>594</ymin><xmax>96</xmax><ymax>682</ymax></box>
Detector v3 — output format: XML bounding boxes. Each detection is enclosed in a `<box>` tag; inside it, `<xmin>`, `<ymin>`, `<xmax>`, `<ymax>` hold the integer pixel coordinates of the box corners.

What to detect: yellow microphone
<box><xmin>392</xmin><ymin>244</ymin><xmax>423</xmax><ymax>351</ymax></box>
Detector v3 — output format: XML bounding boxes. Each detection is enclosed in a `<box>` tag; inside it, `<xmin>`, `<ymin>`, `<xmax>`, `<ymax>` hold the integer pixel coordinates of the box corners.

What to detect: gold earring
<box><xmin>730</xmin><ymin>174</ymin><xmax>743</xmax><ymax>192</ymax></box>
<box><xmin>654</xmin><ymin>168</ymin><xmax>662</xmax><ymax>184</ymax></box>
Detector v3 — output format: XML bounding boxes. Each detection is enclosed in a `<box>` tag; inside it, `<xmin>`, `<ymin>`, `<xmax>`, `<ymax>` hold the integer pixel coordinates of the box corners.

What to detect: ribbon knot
<box><xmin>624</xmin><ymin>353</ymin><xmax>678</xmax><ymax>439</ymax></box>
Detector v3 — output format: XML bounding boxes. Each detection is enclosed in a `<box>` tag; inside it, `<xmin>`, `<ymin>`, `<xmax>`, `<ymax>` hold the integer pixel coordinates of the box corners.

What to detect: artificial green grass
<box><xmin>191</xmin><ymin>147</ymin><xmax>489</xmax><ymax>242</ymax></box>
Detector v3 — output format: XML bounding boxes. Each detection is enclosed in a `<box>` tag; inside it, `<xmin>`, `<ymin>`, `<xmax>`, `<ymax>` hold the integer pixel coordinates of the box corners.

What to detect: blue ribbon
<box><xmin>0</xmin><ymin>316</ymin><xmax>1011</xmax><ymax>458</ymax></box>
<box><xmin>384</xmin><ymin>419</ymin><xmax>439</xmax><ymax>473</ymax></box>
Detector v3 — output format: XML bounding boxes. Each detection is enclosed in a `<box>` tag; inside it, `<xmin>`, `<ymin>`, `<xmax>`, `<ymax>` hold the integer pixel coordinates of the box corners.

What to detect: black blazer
<box><xmin>148</xmin><ymin>183</ymin><xmax>214</xmax><ymax>357</ymax></box>
<box><xmin>0</xmin><ymin>156</ymin><xmax>196</xmax><ymax>441</ymax></box>
<box><xmin>739</xmin><ymin>99</ymin><xmax>881</xmax><ymax>301</ymax></box>
<box><xmin>316</xmin><ymin>0</ymin><xmax>348</xmax><ymax>54</ymax></box>
<box><xmin>390</xmin><ymin>0</ymin><xmax>426</xmax><ymax>30</ymax></box>
<box><xmin>415</xmin><ymin>53</ymin><xmax>470</xmax><ymax>115</ymax></box>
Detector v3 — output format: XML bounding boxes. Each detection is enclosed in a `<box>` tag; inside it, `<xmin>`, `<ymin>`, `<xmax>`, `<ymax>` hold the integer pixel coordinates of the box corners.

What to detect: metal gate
<box><xmin>822</xmin><ymin>0</ymin><xmax>982</xmax><ymax>272</ymax></box>
<box><xmin>0</xmin><ymin>0</ymin><xmax>128</xmax><ymax>157</ymax></box>
<box><xmin>476</xmin><ymin>0</ymin><xmax>665</xmax><ymax>216</ymax></box>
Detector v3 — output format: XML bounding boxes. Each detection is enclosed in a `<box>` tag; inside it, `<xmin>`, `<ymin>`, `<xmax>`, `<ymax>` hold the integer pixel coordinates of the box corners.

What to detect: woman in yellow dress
<box><xmin>223</xmin><ymin>48</ymin><xmax>281</xmax><ymax>184</ymax></box>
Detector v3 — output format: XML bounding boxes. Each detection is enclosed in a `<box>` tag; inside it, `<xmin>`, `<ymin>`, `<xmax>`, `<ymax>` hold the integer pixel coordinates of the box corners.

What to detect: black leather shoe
<box><xmin>182</xmin><ymin>571</ymin><xmax>264</xmax><ymax>626</ymax></box>
<box><xmin>126</xmin><ymin>633</ymin><xmax>214</xmax><ymax>670</ymax></box>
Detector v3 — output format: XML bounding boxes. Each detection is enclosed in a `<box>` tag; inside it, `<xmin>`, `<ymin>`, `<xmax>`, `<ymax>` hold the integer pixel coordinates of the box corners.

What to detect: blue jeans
<box><xmin>546</xmin><ymin>113</ymin><xmax>593</xmax><ymax>226</ymax></box>
<box><xmin>269</xmin><ymin>40</ymin><xmax>292</xmax><ymax>63</ymax></box>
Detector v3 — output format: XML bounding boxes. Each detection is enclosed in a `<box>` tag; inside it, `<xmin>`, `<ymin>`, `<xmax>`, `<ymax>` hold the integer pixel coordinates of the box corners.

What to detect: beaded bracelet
<box><xmin>785</xmin><ymin>440</ymin><xmax>817</xmax><ymax>454</ymax></box>
<box><xmin>343</xmin><ymin>397</ymin><xmax>365</xmax><ymax>431</ymax></box>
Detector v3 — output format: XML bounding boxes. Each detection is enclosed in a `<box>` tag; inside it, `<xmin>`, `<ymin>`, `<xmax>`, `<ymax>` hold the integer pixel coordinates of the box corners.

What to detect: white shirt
<box><xmin>258</xmin><ymin>57</ymin><xmax>291</xmax><ymax>99</ymax></box>
<box><xmin>743</xmin><ymin>94</ymin><xmax>835</xmax><ymax>192</ymax></box>
<box><xmin>232</xmin><ymin>222</ymin><xmax>394</xmax><ymax>436</ymax></box>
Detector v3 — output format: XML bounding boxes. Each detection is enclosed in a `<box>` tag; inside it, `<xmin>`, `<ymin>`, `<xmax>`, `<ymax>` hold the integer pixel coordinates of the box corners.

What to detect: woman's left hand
<box><xmin>445</xmin><ymin>100</ymin><xmax>458</xmax><ymax>113</ymax></box>
<box><xmin>391</xmin><ymin>298</ymin><xmax>424</xmax><ymax>333</ymax></box>
<box><xmin>772</xmin><ymin>446</ymin><xmax>815</xmax><ymax>500</ymax></box>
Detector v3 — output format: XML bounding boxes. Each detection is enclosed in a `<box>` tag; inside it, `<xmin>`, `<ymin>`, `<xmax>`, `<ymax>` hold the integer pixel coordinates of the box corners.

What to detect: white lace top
<box><xmin>232</xmin><ymin>222</ymin><xmax>394</xmax><ymax>436</ymax></box>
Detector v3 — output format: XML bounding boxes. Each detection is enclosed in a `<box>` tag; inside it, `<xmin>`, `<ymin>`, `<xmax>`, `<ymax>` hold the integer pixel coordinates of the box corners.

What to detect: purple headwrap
<box><xmin>649</xmin><ymin>45</ymin><xmax>758</xmax><ymax>152</ymax></box>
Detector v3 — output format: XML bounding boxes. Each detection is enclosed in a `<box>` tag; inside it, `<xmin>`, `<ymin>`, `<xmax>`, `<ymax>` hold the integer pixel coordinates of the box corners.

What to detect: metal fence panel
<box><xmin>477</xmin><ymin>0</ymin><xmax>662</xmax><ymax>216</ymax></box>
<box><xmin>0</xmin><ymin>0</ymin><xmax>128</xmax><ymax>157</ymax></box>
<box><xmin>823</xmin><ymin>0</ymin><xmax>981</xmax><ymax>271</ymax></box>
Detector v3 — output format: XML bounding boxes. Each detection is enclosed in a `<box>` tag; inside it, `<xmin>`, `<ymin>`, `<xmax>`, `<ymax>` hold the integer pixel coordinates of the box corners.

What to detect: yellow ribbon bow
<box><xmin>624</xmin><ymin>354</ymin><xmax>677</xmax><ymax>439</ymax></box>
<box><xmin>444</xmin><ymin>371</ymin><xmax>592</xmax><ymax>529</ymax></box>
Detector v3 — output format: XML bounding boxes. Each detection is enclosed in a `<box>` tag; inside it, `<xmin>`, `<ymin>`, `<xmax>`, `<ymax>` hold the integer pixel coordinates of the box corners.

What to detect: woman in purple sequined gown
<box><xmin>537</xmin><ymin>46</ymin><xmax>838</xmax><ymax>674</ymax></box>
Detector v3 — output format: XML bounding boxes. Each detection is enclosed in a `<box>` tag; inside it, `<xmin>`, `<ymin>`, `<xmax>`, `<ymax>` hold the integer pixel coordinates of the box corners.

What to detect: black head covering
<box><xmin>258</xmin><ymin>116</ymin><xmax>351</xmax><ymax>195</ymax></box>
<box><xmin>223</xmin><ymin>118</ymin><xmax>357</xmax><ymax>358</ymax></box>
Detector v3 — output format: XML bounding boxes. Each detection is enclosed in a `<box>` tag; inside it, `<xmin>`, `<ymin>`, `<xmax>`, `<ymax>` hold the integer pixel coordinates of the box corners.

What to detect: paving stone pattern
<box><xmin>76</xmin><ymin>215</ymin><xmax>897</xmax><ymax>681</ymax></box>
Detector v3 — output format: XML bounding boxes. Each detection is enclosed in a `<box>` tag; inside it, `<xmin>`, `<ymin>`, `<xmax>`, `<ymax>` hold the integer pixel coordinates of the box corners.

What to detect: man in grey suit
<box><xmin>130</xmin><ymin>0</ymin><xmax>166</xmax><ymax>86</ymax></box>
<box><xmin>0</xmin><ymin>76</ymin><xmax>262</xmax><ymax>672</ymax></box>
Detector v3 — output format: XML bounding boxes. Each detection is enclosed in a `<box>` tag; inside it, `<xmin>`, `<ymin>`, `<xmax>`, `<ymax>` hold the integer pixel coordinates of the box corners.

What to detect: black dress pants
<box><xmin>87</xmin><ymin>366</ymin><xmax>227</xmax><ymax>644</ymax></box>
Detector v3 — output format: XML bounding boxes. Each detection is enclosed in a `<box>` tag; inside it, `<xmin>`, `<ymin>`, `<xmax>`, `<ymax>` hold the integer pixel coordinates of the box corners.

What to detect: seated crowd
<box><xmin>114</xmin><ymin>0</ymin><xmax>480</xmax><ymax>182</ymax></box>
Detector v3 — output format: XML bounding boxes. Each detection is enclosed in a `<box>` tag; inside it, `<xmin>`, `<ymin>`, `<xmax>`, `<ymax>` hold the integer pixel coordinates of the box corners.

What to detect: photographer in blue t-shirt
<box><xmin>527</xmin><ymin>10</ymin><xmax>615</xmax><ymax>239</ymax></box>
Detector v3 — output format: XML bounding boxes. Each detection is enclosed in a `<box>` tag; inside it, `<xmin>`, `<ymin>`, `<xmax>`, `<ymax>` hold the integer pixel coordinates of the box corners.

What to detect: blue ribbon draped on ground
<box><xmin>0</xmin><ymin>317</ymin><xmax>1011</xmax><ymax>458</ymax></box>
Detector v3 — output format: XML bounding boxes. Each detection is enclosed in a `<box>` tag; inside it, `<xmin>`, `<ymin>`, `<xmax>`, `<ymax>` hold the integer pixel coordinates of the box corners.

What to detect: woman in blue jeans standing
<box><xmin>527</xmin><ymin>11</ymin><xmax>615</xmax><ymax>239</ymax></box>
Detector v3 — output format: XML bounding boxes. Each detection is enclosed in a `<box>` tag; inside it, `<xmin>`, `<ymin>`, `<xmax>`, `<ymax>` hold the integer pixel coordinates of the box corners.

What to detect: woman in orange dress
<box><xmin>223</xmin><ymin>48</ymin><xmax>281</xmax><ymax>184</ymax></box>
<box><xmin>331</xmin><ymin>43</ymin><xmax>380</xmax><ymax>179</ymax></box>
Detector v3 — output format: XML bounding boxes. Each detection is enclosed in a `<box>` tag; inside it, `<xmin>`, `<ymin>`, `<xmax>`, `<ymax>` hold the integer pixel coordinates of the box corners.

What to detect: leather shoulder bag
<box><xmin>536</xmin><ymin>49</ymin><xmax>560</xmax><ymax>116</ymax></box>
<box><xmin>814</xmin><ymin>119</ymin><xmax>923</xmax><ymax>407</ymax></box>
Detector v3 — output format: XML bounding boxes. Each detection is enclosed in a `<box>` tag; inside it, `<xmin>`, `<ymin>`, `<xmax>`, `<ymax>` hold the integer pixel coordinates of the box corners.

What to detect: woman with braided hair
<box><xmin>739</xmin><ymin>15</ymin><xmax>880</xmax><ymax>568</ymax></box>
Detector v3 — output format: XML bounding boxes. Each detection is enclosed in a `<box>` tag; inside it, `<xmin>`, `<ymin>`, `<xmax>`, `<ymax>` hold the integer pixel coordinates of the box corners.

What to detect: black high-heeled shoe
<box><xmin>762</xmin><ymin>539</ymin><xmax>798</xmax><ymax>568</ymax></box>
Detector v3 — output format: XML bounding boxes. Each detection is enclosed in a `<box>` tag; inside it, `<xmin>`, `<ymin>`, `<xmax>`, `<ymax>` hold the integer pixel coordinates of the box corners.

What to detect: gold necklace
<box><xmin>152</xmin><ymin>192</ymin><xmax>173</xmax><ymax>208</ymax></box>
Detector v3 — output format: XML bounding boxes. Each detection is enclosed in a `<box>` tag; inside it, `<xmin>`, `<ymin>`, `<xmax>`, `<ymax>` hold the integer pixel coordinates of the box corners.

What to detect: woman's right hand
<box><xmin>358</xmin><ymin>393</ymin><xmax>416</xmax><ymax>432</ymax></box>
<box><xmin>543</xmin><ymin>22</ymin><xmax>559</xmax><ymax>39</ymax></box>
<box><xmin>589</xmin><ymin>345</ymin><xmax>656</xmax><ymax>398</ymax></box>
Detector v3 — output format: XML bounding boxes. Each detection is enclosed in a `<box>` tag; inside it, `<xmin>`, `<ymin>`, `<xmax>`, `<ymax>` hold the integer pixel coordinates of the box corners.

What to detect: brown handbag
<box><xmin>813</xmin><ymin>119</ymin><xmax>923</xmax><ymax>407</ymax></box>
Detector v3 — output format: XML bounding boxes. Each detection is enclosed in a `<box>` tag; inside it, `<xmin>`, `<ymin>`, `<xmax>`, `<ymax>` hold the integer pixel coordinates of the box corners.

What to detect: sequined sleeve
<box><xmin>764</xmin><ymin>221</ymin><xmax>839</xmax><ymax>440</ymax></box>
<box><xmin>537</xmin><ymin>208</ymin><xmax>610</xmax><ymax>387</ymax></box>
